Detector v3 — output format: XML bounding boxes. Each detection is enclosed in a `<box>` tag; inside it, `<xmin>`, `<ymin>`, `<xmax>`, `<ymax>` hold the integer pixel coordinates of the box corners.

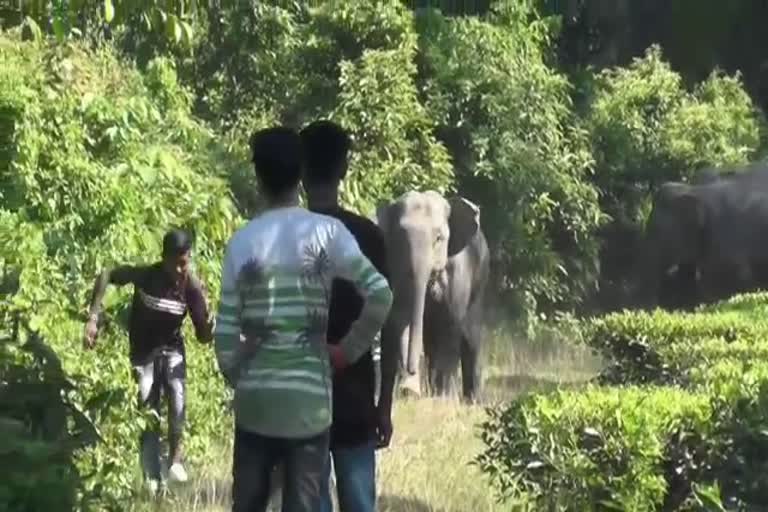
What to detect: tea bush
<box><xmin>584</xmin><ymin>293</ymin><xmax>768</xmax><ymax>386</ymax></box>
<box><xmin>479</xmin><ymin>293</ymin><xmax>768</xmax><ymax>510</ymax></box>
<box><xmin>0</xmin><ymin>36</ymin><xmax>243</xmax><ymax>505</ymax></box>
<box><xmin>477</xmin><ymin>386</ymin><xmax>723</xmax><ymax>511</ymax></box>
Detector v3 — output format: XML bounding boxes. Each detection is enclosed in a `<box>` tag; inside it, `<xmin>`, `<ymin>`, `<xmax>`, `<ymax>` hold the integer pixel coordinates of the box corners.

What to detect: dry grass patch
<box><xmin>132</xmin><ymin>331</ymin><xmax>603</xmax><ymax>511</ymax></box>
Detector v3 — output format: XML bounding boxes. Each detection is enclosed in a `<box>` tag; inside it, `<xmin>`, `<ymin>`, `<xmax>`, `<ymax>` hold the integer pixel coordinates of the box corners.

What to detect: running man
<box><xmin>213</xmin><ymin>126</ymin><xmax>393</xmax><ymax>512</ymax></box>
<box><xmin>300</xmin><ymin>119</ymin><xmax>398</xmax><ymax>512</ymax></box>
<box><xmin>83</xmin><ymin>228</ymin><xmax>214</xmax><ymax>492</ymax></box>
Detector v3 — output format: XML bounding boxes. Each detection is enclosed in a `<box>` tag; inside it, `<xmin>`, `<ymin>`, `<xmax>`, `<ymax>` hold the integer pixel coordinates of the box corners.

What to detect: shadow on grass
<box><xmin>379</xmin><ymin>494</ymin><xmax>443</xmax><ymax>512</ymax></box>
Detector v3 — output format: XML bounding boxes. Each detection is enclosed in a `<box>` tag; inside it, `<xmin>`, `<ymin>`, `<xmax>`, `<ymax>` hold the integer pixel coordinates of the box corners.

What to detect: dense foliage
<box><xmin>478</xmin><ymin>293</ymin><xmax>768</xmax><ymax>510</ymax></box>
<box><xmin>0</xmin><ymin>37</ymin><xmax>243</xmax><ymax>506</ymax></box>
<box><xmin>0</xmin><ymin>310</ymin><xmax>118</xmax><ymax>511</ymax></box>
<box><xmin>416</xmin><ymin>3</ymin><xmax>604</xmax><ymax>314</ymax></box>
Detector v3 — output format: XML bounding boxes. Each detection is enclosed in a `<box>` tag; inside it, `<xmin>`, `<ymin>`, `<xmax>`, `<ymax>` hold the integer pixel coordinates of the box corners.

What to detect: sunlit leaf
<box><xmin>52</xmin><ymin>17</ymin><xmax>66</xmax><ymax>41</ymax></box>
<box><xmin>103</xmin><ymin>0</ymin><xmax>115</xmax><ymax>23</ymax></box>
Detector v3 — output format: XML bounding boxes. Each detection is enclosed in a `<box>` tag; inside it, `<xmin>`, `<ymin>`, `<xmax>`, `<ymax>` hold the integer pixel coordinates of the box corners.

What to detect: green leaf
<box><xmin>166</xmin><ymin>15</ymin><xmax>182</xmax><ymax>44</ymax></box>
<box><xmin>104</xmin><ymin>0</ymin><xmax>115</xmax><ymax>23</ymax></box>
<box><xmin>180</xmin><ymin>20</ymin><xmax>194</xmax><ymax>46</ymax></box>
<box><xmin>52</xmin><ymin>17</ymin><xmax>66</xmax><ymax>42</ymax></box>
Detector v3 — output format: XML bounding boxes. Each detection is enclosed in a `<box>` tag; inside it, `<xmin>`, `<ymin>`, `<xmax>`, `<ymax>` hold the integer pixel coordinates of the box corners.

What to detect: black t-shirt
<box><xmin>109</xmin><ymin>263</ymin><xmax>209</xmax><ymax>366</ymax></box>
<box><xmin>312</xmin><ymin>206</ymin><xmax>390</xmax><ymax>449</ymax></box>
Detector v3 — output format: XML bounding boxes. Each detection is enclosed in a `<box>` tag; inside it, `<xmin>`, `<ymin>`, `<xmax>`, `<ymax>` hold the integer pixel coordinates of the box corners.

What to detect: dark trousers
<box><xmin>232</xmin><ymin>426</ymin><xmax>329</xmax><ymax>512</ymax></box>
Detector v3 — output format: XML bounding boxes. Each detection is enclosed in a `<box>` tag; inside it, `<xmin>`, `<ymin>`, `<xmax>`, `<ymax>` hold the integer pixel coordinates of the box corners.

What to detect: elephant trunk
<box><xmin>406</xmin><ymin>275</ymin><xmax>428</xmax><ymax>375</ymax></box>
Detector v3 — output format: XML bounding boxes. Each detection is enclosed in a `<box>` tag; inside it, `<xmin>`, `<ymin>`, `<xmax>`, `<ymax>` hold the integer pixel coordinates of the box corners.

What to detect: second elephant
<box><xmin>376</xmin><ymin>191</ymin><xmax>490</xmax><ymax>402</ymax></box>
<box><xmin>638</xmin><ymin>165</ymin><xmax>768</xmax><ymax>307</ymax></box>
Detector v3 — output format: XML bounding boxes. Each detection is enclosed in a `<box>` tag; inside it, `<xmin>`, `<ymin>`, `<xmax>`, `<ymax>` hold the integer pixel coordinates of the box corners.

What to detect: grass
<box><xmin>132</xmin><ymin>327</ymin><xmax>603</xmax><ymax>511</ymax></box>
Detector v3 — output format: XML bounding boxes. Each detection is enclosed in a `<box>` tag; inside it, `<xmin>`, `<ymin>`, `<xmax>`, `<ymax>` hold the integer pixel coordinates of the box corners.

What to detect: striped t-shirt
<box><xmin>213</xmin><ymin>206</ymin><xmax>393</xmax><ymax>439</ymax></box>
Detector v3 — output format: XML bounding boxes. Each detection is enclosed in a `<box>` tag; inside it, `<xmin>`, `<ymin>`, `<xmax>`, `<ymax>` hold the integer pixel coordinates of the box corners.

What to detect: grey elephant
<box><xmin>638</xmin><ymin>165</ymin><xmax>768</xmax><ymax>307</ymax></box>
<box><xmin>375</xmin><ymin>191</ymin><xmax>490</xmax><ymax>402</ymax></box>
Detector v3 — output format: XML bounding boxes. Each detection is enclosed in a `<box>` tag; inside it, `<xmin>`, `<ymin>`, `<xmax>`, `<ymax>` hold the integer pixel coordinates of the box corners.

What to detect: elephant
<box><xmin>637</xmin><ymin>165</ymin><xmax>768</xmax><ymax>308</ymax></box>
<box><xmin>375</xmin><ymin>191</ymin><xmax>490</xmax><ymax>402</ymax></box>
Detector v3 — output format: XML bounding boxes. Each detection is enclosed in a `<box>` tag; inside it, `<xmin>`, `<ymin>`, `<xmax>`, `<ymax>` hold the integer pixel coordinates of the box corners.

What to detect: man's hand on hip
<box><xmin>327</xmin><ymin>343</ymin><xmax>348</xmax><ymax>372</ymax></box>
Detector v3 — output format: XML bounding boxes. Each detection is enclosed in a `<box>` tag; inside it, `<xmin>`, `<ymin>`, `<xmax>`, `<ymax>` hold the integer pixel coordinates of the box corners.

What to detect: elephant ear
<box><xmin>447</xmin><ymin>196</ymin><xmax>480</xmax><ymax>256</ymax></box>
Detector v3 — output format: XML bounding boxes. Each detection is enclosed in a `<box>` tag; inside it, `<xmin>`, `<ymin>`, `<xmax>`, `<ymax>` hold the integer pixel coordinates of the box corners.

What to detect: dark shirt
<box><xmin>109</xmin><ymin>263</ymin><xmax>210</xmax><ymax>365</ymax></box>
<box><xmin>312</xmin><ymin>205</ymin><xmax>390</xmax><ymax>449</ymax></box>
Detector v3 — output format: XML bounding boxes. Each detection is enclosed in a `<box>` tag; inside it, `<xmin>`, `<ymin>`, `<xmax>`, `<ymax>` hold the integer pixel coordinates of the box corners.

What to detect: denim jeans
<box><xmin>231</xmin><ymin>426</ymin><xmax>330</xmax><ymax>512</ymax></box>
<box><xmin>319</xmin><ymin>440</ymin><xmax>377</xmax><ymax>512</ymax></box>
<box><xmin>133</xmin><ymin>347</ymin><xmax>186</xmax><ymax>481</ymax></box>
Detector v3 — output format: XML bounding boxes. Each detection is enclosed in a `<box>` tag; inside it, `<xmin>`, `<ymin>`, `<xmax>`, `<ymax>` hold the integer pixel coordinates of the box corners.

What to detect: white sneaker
<box><xmin>145</xmin><ymin>478</ymin><xmax>160</xmax><ymax>495</ymax></box>
<box><xmin>168</xmin><ymin>462</ymin><xmax>189</xmax><ymax>483</ymax></box>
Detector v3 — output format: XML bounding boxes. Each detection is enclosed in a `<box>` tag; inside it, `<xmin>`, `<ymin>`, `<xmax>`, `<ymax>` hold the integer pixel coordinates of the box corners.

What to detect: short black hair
<box><xmin>249</xmin><ymin>126</ymin><xmax>303</xmax><ymax>198</ymax></box>
<box><xmin>300</xmin><ymin>120</ymin><xmax>351</xmax><ymax>185</ymax></box>
<box><xmin>162</xmin><ymin>228</ymin><xmax>193</xmax><ymax>258</ymax></box>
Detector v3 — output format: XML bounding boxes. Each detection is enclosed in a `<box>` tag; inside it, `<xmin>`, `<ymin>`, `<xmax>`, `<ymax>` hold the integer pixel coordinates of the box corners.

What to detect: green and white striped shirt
<box><xmin>214</xmin><ymin>206</ymin><xmax>393</xmax><ymax>438</ymax></box>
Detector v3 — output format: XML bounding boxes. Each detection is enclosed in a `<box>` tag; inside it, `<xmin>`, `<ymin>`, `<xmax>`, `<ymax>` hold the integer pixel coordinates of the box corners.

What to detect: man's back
<box><xmin>214</xmin><ymin>206</ymin><xmax>391</xmax><ymax>440</ymax></box>
<box><xmin>312</xmin><ymin>206</ymin><xmax>389</xmax><ymax>448</ymax></box>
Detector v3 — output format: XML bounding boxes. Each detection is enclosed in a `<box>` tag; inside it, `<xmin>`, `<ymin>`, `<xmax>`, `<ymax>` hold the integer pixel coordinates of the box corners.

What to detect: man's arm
<box><xmin>186</xmin><ymin>275</ymin><xmax>214</xmax><ymax>343</ymax></box>
<box><xmin>213</xmin><ymin>245</ymin><xmax>243</xmax><ymax>387</ymax></box>
<box><xmin>86</xmin><ymin>265</ymin><xmax>144</xmax><ymax>318</ymax></box>
<box><xmin>83</xmin><ymin>265</ymin><xmax>144</xmax><ymax>348</ymax></box>
<box><xmin>327</xmin><ymin>221</ymin><xmax>393</xmax><ymax>368</ymax></box>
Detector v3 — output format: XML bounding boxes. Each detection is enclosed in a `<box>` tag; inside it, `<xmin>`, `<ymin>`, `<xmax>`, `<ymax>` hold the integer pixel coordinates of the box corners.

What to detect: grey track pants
<box><xmin>132</xmin><ymin>347</ymin><xmax>186</xmax><ymax>480</ymax></box>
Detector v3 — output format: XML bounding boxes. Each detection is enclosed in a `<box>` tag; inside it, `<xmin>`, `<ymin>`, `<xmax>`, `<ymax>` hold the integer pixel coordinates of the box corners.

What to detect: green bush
<box><xmin>188</xmin><ymin>1</ymin><xmax>454</xmax><ymax>218</ymax></box>
<box><xmin>0</xmin><ymin>310</ymin><xmax>120</xmax><ymax>512</ymax></box>
<box><xmin>0</xmin><ymin>36</ymin><xmax>243</xmax><ymax>504</ymax></box>
<box><xmin>477</xmin><ymin>371</ymin><xmax>768</xmax><ymax>510</ymax></box>
<box><xmin>477</xmin><ymin>293</ymin><xmax>768</xmax><ymax>509</ymax></box>
<box><xmin>588</xmin><ymin>45</ymin><xmax>764</xmax><ymax>225</ymax></box>
<box><xmin>477</xmin><ymin>386</ymin><xmax>725</xmax><ymax>511</ymax></box>
<box><xmin>584</xmin><ymin>293</ymin><xmax>768</xmax><ymax>386</ymax></box>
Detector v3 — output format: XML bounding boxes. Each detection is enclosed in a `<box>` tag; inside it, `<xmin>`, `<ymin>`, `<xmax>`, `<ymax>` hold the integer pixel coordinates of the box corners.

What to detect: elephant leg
<box><xmin>430</xmin><ymin>329</ymin><xmax>461</xmax><ymax>398</ymax></box>
<box><xmin>395</xmin><ymin>321</ymin><xmax>421</xmax><ymax>398</ymax></box>
<box><xmin>423</xmin><ymin>323</ymin><xmax>439</xmax><ymax>396</ymax></box>
<box><xmin>460</xmin><ymin>335</ymin><xmax>481</xmax><ymax>403</ymax></box>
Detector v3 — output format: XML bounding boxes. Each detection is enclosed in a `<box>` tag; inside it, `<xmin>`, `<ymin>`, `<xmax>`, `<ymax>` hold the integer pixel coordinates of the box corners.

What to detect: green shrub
<box><xmin>189</xmin><ymin>1</ymin><xmax>454</xmax><ymax>218</ymax></box>
<box><xmin>0</xmin><ymin>36</ymin><xmax>243</xmax><ymax>504</ymax></box>
<box><xmin>477</xmin><ymin>294</ymin><xmax>768</xmax><ymax>509</ymax></box>
<box><xmin>584</xmin><ymin>294</ymin><xmax>768</xmax><ymax>386</ymax></box>
<box><xmin>477</xmin><ymin>386</ymin><xmax>724</xmax><ymax>511</ymax></box>
<box><xmin>0</xmin><ymin>310</ymin><xmax>119</xmax><ymax>512</ymax></box>
<box><xmin>477</xmin><ymin>372</ymin><xmax>768</xmax><ymax>510</ymax></box>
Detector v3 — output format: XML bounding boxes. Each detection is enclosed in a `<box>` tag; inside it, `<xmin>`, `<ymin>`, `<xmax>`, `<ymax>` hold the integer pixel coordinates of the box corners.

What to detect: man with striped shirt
<box><xmin>83</xmin><ymin>228</ymin><xmax>214</xmax><ymax>492</ymax></box>
<box><xmin>213</xmin><ymin>126</ymin><xmax>393</xmax><ymax>512</ymax></box>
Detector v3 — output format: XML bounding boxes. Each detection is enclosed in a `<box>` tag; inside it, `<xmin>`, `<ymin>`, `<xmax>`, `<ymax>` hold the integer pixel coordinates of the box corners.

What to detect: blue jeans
<box><xmin>319</xmin><ymin>441</ymin><xmax>376</xmax><ymax>512</ymax></box>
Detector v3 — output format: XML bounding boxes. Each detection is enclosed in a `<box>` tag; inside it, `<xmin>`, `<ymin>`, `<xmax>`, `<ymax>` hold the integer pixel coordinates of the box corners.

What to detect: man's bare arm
<box><xmin>86</xmin><ymin>266</ymin><xmax>142</xmax><ymax>318</ymax></box>
<box><xmin>83</xmin><ymin>266</ymin><xmax>143</xmax><ymax>349</ymax></box>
